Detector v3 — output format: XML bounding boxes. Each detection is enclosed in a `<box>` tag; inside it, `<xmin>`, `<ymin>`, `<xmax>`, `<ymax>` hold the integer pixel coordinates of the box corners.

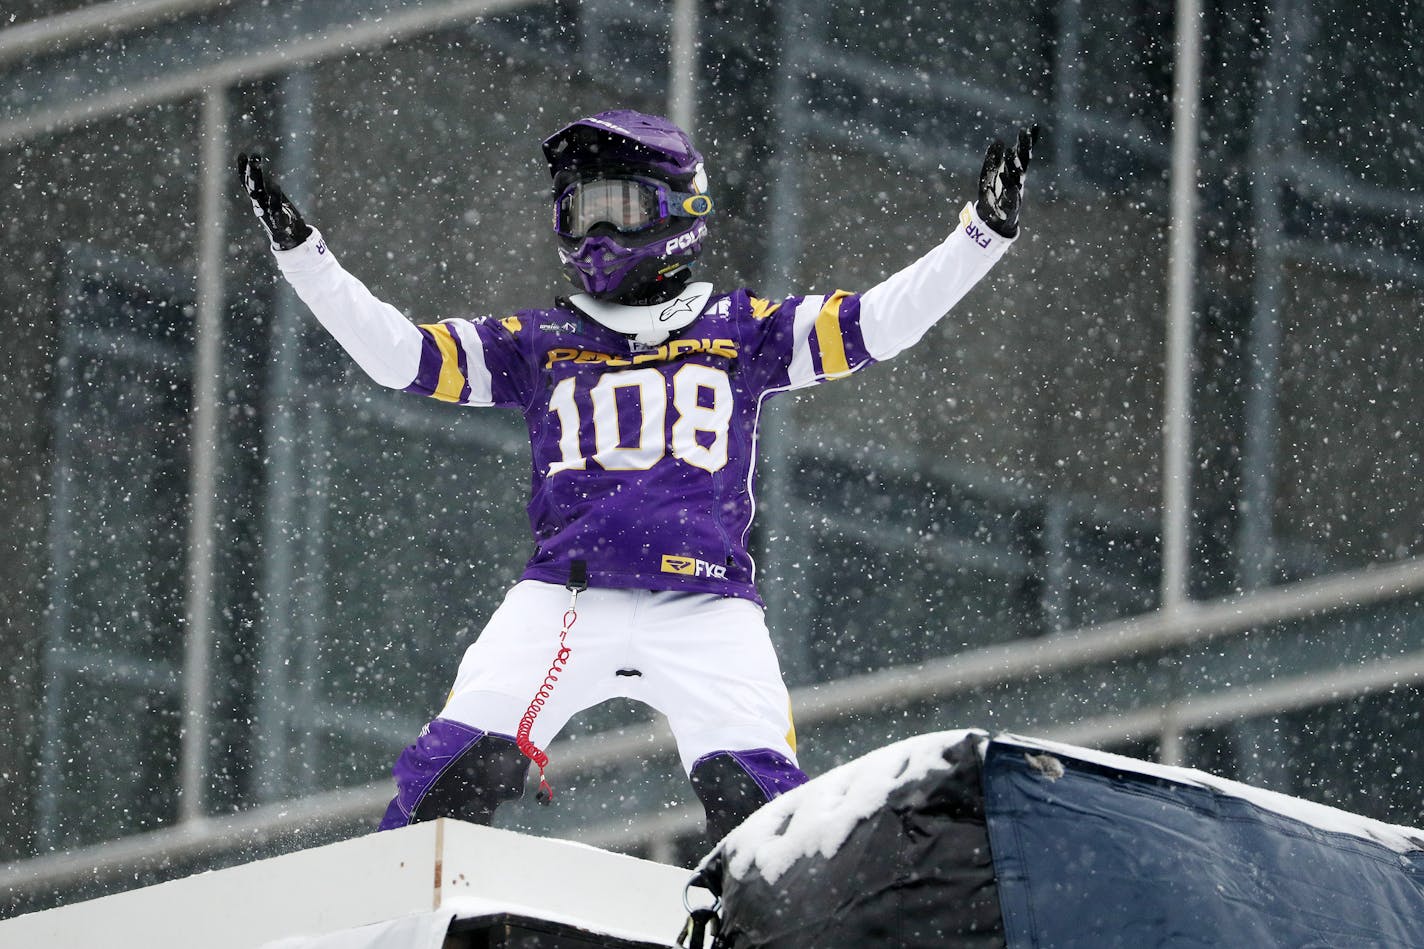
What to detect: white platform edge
<box><xmin>0</xmin><ymin>820</ymin><xmax>693</xmax><ymax>949</ymax></box>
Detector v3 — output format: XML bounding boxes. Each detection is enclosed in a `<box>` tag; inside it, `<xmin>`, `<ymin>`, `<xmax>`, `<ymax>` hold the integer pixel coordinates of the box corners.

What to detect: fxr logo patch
<box><xmin>661</xmin><ymin>554</ymin><xmax>728</xmax><ymax>579</ymax></box>
<box><xmin>959</xmin><ymin>205</ymin><xmax>993</xmax><ymax>249</ymax></box>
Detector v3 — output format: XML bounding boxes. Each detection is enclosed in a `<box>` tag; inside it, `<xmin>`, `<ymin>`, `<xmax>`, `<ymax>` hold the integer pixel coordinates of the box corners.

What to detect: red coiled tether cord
<box><xmin>516</xmin><ymin>561</ymin><xmax>588</xmax><ymax>804</ymax></box>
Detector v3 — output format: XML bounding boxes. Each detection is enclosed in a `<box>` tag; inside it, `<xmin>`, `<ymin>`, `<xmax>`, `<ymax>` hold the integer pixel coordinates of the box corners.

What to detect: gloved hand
<box><xmin>237</xmin><ymin>153</ymin><xmax>312</xmax><ymax>250</ymax></box>
<box><xmin>976</xmin><ymin>125</ymin><xmax>1038</xmax><ymax>238</ymax></box>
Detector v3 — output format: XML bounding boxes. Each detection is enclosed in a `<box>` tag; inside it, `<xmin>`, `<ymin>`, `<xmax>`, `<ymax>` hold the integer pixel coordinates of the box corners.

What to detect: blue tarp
<box><xmin>983</xmin><ymin>737</ymin><xmax>1424</xmax><ymax>948</ymax></box>
<box><xmin>688</xmin><ymin>731</ymin><xmax>1424</xmax><ymax>948</ymax></box>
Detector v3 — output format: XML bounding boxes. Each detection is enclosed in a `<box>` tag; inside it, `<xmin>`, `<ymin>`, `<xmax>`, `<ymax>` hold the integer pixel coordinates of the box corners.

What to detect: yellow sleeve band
<box><xmin>814</xmin><ymin>291</ymin><xmax>853</xmax><ymax>379</ymax></box>
<box><xmin>785</xmin><ymin>699</ymin><xmax>798</xmax><ymax>753</ymax></box>
<box><xmin>420</xmin><ymin>322</ymin><xmax>467</xmax><ymax>403</ymax></box>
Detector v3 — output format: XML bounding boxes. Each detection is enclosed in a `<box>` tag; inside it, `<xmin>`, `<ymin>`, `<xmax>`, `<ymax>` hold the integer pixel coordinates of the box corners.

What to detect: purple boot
<box><xmin>690</xmin><ymin>748</ymin><xmax>809</xmax><ymax>842</ymax></box>
<box><xmin>379</xmin><ymin>719</ymin><xmax>530</xmax><ymax>831</ymax></box>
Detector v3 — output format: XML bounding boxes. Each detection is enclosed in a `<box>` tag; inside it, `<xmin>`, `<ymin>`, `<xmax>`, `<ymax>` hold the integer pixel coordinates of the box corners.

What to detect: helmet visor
<box><xmin>555</xmin><ymin>177</ymin><xmax>713</xmax><ymax>239</ymax></box>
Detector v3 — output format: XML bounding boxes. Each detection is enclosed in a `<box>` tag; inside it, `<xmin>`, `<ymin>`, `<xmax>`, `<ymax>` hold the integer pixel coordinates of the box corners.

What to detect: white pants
<box><xmin>440</xmin><ymin>581</ymin><xmax>799</xmax><ymax>773</ymax></box>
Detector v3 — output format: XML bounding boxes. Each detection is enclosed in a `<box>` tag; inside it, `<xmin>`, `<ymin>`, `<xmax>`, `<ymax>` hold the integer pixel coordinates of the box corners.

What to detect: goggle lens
<box><xmin>555</xmin><ymin>178</ymin><xmax>712</xmax><ymax>238</ymax></box>
<box><xmin>557</xmin><ymin>179</ymin><xmax>663</xmax><ymax>237</ymax></box>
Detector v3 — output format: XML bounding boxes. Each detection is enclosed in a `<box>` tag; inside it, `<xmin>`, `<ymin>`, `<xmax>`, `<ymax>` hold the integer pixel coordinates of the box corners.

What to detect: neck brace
<box><xmin>568</xmin><ymin>282</ymin><xmax>714</xmax><ymax>346</ymax></box>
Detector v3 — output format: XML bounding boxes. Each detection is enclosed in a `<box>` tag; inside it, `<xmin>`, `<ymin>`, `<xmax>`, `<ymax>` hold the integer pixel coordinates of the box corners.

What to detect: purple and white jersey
<box><xmin>401</xmin><ymin>289</ymin><xmax>870</xmax><ymax>601</ymax></box>
<box><xmin>275</xmin><ymin>203</ymin><xmax>1016</xmax><ymax>604</ymax></box>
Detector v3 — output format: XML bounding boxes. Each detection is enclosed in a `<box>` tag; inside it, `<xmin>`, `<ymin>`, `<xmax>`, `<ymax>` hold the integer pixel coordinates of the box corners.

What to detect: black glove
<box><xmin>237</xmin><ymin>153</ymin><xmax>312</xmax><ymax>250</ymax></box>
<box><xmin>975</xmin><ymin>124</ymin><xmax>1038</xmax><ymax>238</ymax></box>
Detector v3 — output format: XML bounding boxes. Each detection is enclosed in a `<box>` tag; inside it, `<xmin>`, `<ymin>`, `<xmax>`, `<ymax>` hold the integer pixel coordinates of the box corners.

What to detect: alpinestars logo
<box><xmin>661</xmin><ymin>554</ymin><xmax>728</xmax><ymax>579</ymax></box>
<box><xmin>658</xmin><ymin>297</ymin><xmax>696</xmax><ymax>323</ymax></box>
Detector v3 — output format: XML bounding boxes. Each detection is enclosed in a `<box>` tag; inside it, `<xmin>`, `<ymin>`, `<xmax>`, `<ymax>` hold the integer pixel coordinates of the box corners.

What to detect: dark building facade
<box><xmin>2</xmin><ymin>0</ymin><xmax>1421</xmax><ymax>913</ymax></box>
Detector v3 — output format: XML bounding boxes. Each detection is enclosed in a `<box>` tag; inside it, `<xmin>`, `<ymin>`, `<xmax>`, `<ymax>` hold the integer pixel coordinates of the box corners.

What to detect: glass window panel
<box><xmin>783</xmin><ymin>138</ymin><xmax>1166</xmax><ymax>642</ymax></box>
<box><xmin>52</xmin><ymin>686</ymin><xmax>182</xmax><ymax>850</ymax></box>
<box><xmin>823</xmin><ymin>0</ymin><xmax>1051</xmax><ymax>97</ymax></box>
<box><xmin>1273</xmin><ymin>261</ymin><xmax>1424</xmax><ymax>580</ymax></box>
<box><xmin>1296</xmin><ymin>2</ymin><xmax>1424</xmax><ymax>194</ymax></box>
<box><xmin>45</xmin><ymin>271</ymin><xmax>192</xmax><ymax>848</ymax></box>
<box><xmin>1277</xmin><ymin>689</ymin><xmax>1424</xmax><ymax>828</ymax></box>
<box><xmin>1075</xmin><ymin>0</ymin><xmax>1173</xmax><ymax>133</ymax></box>
<box><xmin>281</xmin><ymin>401</ymin><xmax>532</xmax><ymax>790</ymax></box>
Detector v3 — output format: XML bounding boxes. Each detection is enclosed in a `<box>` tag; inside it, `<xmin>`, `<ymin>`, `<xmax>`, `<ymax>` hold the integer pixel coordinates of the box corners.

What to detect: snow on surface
<box><xmin>997</xmin><ymin>733</ymin><xmax>1424</xmax><ymax>855</ymax></box>
<box><xmin>710</xmin><ymin>728</ymin><xmax>1424</xmax><ymax>890</ymax></box>
<box><xmin>716</xmin><ymin>729</ymin><xmax>988</xmax><ymax>886</ymax></box>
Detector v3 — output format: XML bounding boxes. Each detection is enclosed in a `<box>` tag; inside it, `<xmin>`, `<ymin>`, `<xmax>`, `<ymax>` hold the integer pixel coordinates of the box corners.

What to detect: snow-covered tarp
<box><xmin>686</xmin><ymin>729</ymin><xmax>1424</xmax><ymax>948</ymax></box>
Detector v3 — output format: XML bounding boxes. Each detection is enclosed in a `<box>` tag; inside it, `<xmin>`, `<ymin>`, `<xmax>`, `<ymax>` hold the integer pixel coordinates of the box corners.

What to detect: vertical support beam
<box><xmin>1051</xmin><ymin>0</ymin><xmax>1084</xmax><ymax>195</ymax></box>
<box><xmin>1239</xmin><ymin>125</ymin><xmax>1282</xmax><ymax>586</ymax></box>
<box><xmin>668</xmin><ymin>0</ymin><xmax>699</xmax><ymax>134</ymax></box>
<box><xmin>756</xmin><ymin>0</ymin><xmax>811</xmax><ymax>686</ymax></box>
<box><xmin>1040</xmin><ymin>498</ymin><xmax>1071</xmax><ymax>633</ymax></box>
<box><xmin>646</xmin><ymin>833</ymin><xmax>676</xmax><ymax>867</ymax></box>
<box><xmin>1158</xmin><ymin>703</ymin><xmax>1185</xmax><ymax>768</ymax></box>
<box><xmin>764</xmin><ymin>0</ymin><xmax>804</xmax><ymax>298</ymax></box>
<box><xmin>36</xmin><ymin>313</ymin><xmax>81</xmax><ymax>848</ymax></box>
<box><xmin>257</xmin><ymin>68</ymin><xmax>316</xmax><ymax>802</ymax></box>
<box><xmin>181</xmin><ymin>85</ymin><xmax>228</xmax><ymax>824</ymax></box>
<box><xmin>295</xmin><ymin>403</ymin><xmax>333</xmax><ymax>793</ymax></box>
<box><xmin>1161</xmin><ymin>0</ymin><xmax>1204</xmax><ymax>613</ymax></box>
<box><xmin>1239</xmin><ymin>0</ymin><xmax>1299</xmax><ymax>591</ymax></box>
<box><xmin>1231</xmin><ymin>716</ymin><xmax>1293</xmax><ymax>793</ymax></box>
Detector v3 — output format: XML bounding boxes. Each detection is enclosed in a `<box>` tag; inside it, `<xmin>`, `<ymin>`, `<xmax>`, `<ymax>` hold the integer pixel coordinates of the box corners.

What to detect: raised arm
<box><xmin>237</xmin><ymin>153</ymin><xmax>429</xmax><ymax>390</ymax></box>
<box><xmin>858</xmin><ymin>125</ymin><xmax>1037</xmax><ymax>361</ymax></box>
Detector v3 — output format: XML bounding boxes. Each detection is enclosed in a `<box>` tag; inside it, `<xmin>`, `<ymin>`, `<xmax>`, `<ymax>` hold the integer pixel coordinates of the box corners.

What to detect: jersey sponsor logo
<box><xmin>661</xmin><ymin>554</ymin><xmax>728</xmax><ymax>579</ymax></box>
<box><xmin>545</xmin><ymin>337</ymin><xmax>736</xmax><ymax>369</ymax></box>
<box><xmin>540</xmin><ymin>319</ymin><xmax>581</xmax><ymax>334</ymax></box>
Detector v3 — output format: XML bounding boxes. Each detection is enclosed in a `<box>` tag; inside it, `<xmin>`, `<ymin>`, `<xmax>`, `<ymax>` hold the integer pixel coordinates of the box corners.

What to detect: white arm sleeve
<box><xmin>858</xmin><ymin>202</ymin><xmax>1017</xmax><ymax>361</ymax></box>
<box><xmin>271</xmin><ymin>229</ymin><xmax>424</xmax><ymax>390</ymax></box>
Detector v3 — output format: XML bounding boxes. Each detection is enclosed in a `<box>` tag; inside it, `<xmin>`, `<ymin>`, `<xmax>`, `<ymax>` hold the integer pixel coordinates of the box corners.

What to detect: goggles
<box><xmin>555</xmin><ymin>176</ymin><xmax>713</xmax><ymax>239</ymax></box>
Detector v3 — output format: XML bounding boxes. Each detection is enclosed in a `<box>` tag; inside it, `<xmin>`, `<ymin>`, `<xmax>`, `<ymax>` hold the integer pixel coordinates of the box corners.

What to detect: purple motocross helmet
<box><xmin>542</xmin><ymin>110</ymin><xmax>714</xmax><ymax>303</ymax></box>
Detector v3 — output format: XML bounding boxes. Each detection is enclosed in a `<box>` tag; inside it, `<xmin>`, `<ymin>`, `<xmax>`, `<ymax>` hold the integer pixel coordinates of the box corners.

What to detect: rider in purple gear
<box><xmin>239</xmin><ymin>109</ymin><xmax>1035</xmax><ymax>843</ymax></box>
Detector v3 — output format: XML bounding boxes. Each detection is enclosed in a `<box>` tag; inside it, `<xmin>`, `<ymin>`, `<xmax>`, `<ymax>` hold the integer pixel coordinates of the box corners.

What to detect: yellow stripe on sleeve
<box><xmin>421</xmin><ymin>322</ymin><xmax>467</xmax><ymax>403</ymax></box>
<box><xmin>786</xmin><ymin>699</ymin><xmax>798</xmax><ymax>754</ymax></box>
<box><xmin>814</xmin><ymin>290</ymin><xmax>853</xmax><ymax>379</ymax></box>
